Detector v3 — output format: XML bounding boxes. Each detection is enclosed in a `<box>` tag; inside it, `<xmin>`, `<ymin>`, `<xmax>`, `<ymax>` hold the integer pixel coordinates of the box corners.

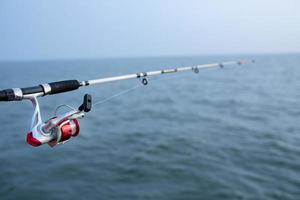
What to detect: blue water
<box><xmin>0</xmin><ymin>54</ymin><xmax>299</xmax><ymax>200</ymax></box>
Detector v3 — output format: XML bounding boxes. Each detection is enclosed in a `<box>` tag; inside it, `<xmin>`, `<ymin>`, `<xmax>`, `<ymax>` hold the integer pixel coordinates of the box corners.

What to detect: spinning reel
<box><xmin>26</xmin><ymin>94</ymin><xmax>92</xmax><ymax>147</ymax></box>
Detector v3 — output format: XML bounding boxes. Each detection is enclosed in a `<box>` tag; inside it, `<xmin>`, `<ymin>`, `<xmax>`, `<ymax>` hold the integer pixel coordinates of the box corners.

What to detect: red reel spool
<box><xmin>58</xmin><ymin>118</ymin><xmax>80</xmax><ymax>143</ymax></box>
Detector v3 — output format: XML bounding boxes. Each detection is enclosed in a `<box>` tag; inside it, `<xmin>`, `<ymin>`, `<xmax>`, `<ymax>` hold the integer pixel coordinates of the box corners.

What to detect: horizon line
<box><xmin>0</xmin><ymin>51</ymin><xmax>299</xmax><ymax>63</ymax></box>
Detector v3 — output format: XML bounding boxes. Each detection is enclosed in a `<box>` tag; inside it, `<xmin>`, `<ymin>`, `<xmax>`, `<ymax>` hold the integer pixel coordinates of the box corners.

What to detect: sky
<box><xmin>0</xmin><ymin>0</ymin><xmax>299</xmax><ymax>61</ymax></box>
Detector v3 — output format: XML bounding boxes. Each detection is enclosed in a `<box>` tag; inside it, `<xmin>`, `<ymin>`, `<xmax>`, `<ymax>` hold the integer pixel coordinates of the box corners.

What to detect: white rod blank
<box><xmin>82</xmin><ymin>60</ymin><xmax>254</xmax><ymax>87</ymax></box>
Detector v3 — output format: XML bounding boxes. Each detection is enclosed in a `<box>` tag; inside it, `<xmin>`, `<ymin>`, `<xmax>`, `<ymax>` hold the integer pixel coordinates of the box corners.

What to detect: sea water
<box><xmin>0</xmin><ymin>54</ymin><xmax>299</xmax><ymax>199</ymax></box>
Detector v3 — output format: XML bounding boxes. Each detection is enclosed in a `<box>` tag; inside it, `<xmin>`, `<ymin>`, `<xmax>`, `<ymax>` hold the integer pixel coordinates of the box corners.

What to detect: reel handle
<box><xmin>78</xmin><ymin>94</ymin><xmax>92</xmax><ymax>112</ymax></box>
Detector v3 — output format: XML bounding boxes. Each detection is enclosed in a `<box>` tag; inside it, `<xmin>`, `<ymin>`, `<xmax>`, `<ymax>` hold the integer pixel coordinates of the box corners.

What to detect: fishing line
<box><xmin>53</xmin><ymin>84</ymin><xmax>144</xmax><ymax>113</ymax></box>
<box><xmin>92</xmin><ymin>84</ymin><xmax>143</xmax><ymax>107</ymax></box>
<box><xmin>53</xmin><ymin>84</ymin><xmax>145</xmax><ymax>114</ymax></box>
<box><xmin>91</xmin><ymin>73</ymin><xmax>186</xmax><ymax>108</ymax></box>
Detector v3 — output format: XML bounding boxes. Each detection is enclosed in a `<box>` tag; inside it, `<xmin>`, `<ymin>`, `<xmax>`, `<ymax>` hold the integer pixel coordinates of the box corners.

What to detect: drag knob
<box><xmin>26</xmin><ymin>132</ymin><xmax>42</xmax><ymax>147</ymax></box>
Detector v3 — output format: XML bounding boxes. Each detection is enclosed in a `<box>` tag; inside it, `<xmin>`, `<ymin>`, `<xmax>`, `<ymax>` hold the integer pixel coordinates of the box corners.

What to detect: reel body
<box><xmin>26</xmin><ymin>114</ymin><xmax>82</xmax><ymax>147</ymax></box>
<box><xmin>26</xmin><ymin>94</ymin><xmax>91</xmax><ymax>147</ymax></box>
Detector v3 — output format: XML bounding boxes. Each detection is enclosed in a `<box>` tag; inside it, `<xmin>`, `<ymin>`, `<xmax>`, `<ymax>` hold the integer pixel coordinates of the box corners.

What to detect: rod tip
<box><xmin>238</xmin><ymin>59</ymin><xmax>255</xmax><ymax>65</ymax></box>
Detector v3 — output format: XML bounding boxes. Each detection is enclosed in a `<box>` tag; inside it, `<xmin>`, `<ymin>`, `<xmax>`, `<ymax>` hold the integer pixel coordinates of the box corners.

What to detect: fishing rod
<box><xmin>0</xmin><ymin>59</ymin><xmax>254</xmax><ymax>147</ymax></box>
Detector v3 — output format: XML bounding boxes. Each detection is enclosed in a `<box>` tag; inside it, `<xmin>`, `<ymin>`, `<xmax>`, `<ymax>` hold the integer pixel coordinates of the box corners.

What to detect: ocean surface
<box><xmin>0</xmin><ymin>54</ymin><xmax>299</xmax><ymax>200</ymax></box>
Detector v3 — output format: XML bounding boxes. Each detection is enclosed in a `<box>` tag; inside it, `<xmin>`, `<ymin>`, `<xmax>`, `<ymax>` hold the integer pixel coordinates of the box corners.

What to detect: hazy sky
<box><xmin>0</xmin><ymin>0</ymin><xmax>299</xmax><ymax>61</ymax></box>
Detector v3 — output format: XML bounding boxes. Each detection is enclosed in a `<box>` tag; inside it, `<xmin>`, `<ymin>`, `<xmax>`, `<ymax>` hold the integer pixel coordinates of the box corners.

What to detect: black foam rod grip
<box><xmin>48</xmin><ymin>80</ymin><xmax>81</xmax><ymax>95</ymax></box>
<box><xmin>0</xmin><ymin>89</ymin><xmax>14</xmax><ymax>101</ymax></box>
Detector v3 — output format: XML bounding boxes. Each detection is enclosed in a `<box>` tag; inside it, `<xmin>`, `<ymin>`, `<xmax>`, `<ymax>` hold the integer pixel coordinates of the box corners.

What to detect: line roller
<box><xmin>0</xmin><ymin>59</ymin><xmax>254</xmax><ymax>147</ymax></box>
